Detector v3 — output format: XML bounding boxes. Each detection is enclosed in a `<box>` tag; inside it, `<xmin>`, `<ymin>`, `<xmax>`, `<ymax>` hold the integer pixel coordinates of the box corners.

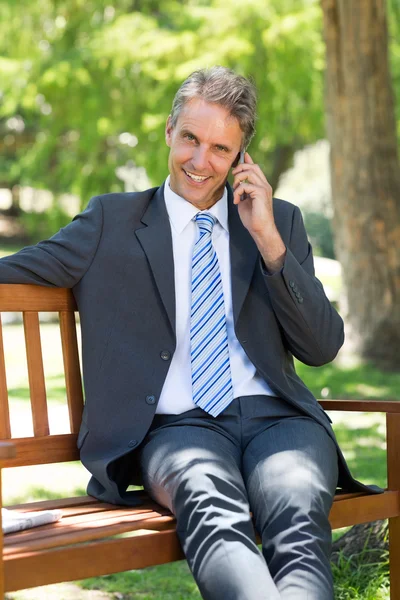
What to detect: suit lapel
<box><xmin>135</xmin><ymin>185</ymin><xmax>176</xmax><ymax>333</ymax></box>
<box><xmin>134</xmin><ymin>183</ymin><xmax>257</xmax><ymax>332</ymax></box>
<box><xmin>227</xmin><ymin>185</ymin><xmax>259</xmax><ymax>324</ymax></box>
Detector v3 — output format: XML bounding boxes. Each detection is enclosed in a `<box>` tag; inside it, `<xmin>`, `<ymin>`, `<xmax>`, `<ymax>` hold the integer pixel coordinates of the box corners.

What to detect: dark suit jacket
<box><xmin>0</xmin><ymin>184</ymin><xmax>379</xmax><ymax>504</ymax></box>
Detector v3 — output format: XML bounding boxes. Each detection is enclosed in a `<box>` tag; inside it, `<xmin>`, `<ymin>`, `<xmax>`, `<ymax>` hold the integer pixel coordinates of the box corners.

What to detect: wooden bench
<box><xmin>0</xmin><ymin>284</ymin><xmax>399</xmax><ymax>598</ymax></box>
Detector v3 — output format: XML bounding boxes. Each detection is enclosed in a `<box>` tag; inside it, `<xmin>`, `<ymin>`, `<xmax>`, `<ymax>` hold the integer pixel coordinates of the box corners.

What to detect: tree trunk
<box><xmin>331</xmin><ymin>520</ymin><xmax>388</xmax><ymax>565</ymax></box>
<box><xmin>321</xmin><ymin>0</ymin><xmax>400</xmax><ymax>369</ymax></box>
<box><xmin>269</xmin><ymin>144</ymin><xmax>295</xmax><ymax>191</ymax></box>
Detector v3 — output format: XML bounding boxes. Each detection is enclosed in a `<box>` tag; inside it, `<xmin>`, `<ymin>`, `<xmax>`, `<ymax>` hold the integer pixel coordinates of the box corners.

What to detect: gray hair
<box><xmin>170</xmin><ymin>66</ymin><xmax>257</xmax><ymax>150</ymax></box>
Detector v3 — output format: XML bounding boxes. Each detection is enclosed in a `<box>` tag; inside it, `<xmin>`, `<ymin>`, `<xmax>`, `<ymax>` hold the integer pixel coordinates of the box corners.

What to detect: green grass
<box><xmin>296</xmin><ymin>360</ymin><xmax>400</xmax><ymax>400</ymax></box>
<box><xmin>79</xmin><ymin>544</ymin><xmax>390</xmax><ymax>600</ymax></box>
<box><xmin>7</xmin><ymin>484</ymin><xmax>88</xmax><ymax>506</ymax></box>
<box><xmin>8</xmin><ymin>384</ymin><xmax>68</xmax><ymax>401</ymax></box>
<box><xmin>80</xmin><ymin>562</ymin><xmax>201</xmax><ymax>600</ymax></box>
<box><xmin>332</xmin><ymin>550</ymin><xmax>389</xmax><ymax>599</ymax></box>
<box><xmin>334</xmin><ymin>420</ymin><xmax>387</xmax><ymax>488</ymax></box>
<box><xmin>79</xmin><ymin>546</ymin><xmax>390</xmax><ymax>600</ymax></box>
<box><xmin>0</xmin><ymin>244</ymin><xmax>26</xmax><ymax>258</ymax></box>
<box><xmin>79</xmin><ymin>547</ymin><xmax>390</xmax><ymax>600</ymax></box>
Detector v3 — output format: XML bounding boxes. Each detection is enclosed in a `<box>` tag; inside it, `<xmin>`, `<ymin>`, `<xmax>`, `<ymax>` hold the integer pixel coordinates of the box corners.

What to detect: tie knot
<box><xmin>195</xmin><ymin>212</ymin><xmax>216</xmax><ymax>235</ymax></box>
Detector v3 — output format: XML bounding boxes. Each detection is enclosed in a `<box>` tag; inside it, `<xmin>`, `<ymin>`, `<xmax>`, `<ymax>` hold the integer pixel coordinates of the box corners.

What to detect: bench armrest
<box><xmin>319</xmin><ymin>399</ymin><xmax>400</xmax><ymax>413</ymax></box>
<box><xmin>0</xmin><ymin>441</ymin><xmax>16</xmax><ymax>460</ymax></box>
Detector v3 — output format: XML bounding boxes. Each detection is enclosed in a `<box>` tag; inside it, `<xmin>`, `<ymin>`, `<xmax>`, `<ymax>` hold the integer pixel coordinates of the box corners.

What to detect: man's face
<box><xmin>165</xmin><ymin>97</ymin><xmax>243</xmax><ymax>210</ymax></box>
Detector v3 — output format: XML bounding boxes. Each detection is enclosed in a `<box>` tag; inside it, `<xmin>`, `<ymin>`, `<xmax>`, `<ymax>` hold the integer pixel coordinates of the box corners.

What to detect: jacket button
<box><xmin>145</xmin><ymin>395</ymin><xmax>156</xmax><ymax>405</ymax></box>
<box><xmin>298</xmin><ymin>297</ymin><xmax>304</xmax><ymax>303</ymax></box>
<box><xmin>128</xmin><ymin>439</ymin><xmax>138</xmax><ymax>448</ymax></box>
<box><xmin>289</xmin><ymin>280</ymin><xmax>295</xmax><ymax>288</ymax></box>
<box><xmin>160</xmin><ymin>350</ymin><xmax>171</xmax><ymax>361</ymax></box>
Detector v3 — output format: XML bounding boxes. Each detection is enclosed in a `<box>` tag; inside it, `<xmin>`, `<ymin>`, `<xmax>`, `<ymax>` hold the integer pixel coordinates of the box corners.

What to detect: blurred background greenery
<box><xmin>0</xmin><ymin>0</ymin><xmax>374</xmax><ymax>249</ymax></box>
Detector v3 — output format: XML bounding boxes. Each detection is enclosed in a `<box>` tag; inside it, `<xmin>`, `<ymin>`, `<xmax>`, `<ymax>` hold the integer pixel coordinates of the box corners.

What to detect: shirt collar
<box><xmin>164</xmin><ymin>175</ymin><xmax>228</xmax><ymax>234</ymax></box>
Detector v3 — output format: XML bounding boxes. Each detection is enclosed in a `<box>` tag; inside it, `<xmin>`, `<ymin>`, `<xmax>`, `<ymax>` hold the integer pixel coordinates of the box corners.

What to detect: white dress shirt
<box><xmin>156</xmin><ymin>177</ymin><xmax>275</xmax><ymax>414</ymax></box>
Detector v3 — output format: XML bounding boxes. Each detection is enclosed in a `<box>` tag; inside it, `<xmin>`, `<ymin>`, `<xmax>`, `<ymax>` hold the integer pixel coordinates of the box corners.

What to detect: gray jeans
<box><xmin>139</xmin><ymin>396</ymin><xmax>338</xmax><ymax>600</ymax></box>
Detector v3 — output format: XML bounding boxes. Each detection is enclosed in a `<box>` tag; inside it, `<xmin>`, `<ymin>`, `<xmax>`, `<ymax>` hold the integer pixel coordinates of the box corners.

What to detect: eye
<box><xmin>216</xmin><ymin>145</ymin><xmax>228</xmax><ymax>152</ymax></box>
<box><xmin>184</xmin><ymin>133</ymin><xmax>196</xmax><ymax>141</ymax></box>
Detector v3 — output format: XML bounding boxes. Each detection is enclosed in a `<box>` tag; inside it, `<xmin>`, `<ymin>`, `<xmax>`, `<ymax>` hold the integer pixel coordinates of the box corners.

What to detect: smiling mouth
<box><xmin>183</xmin><ymin>169</ymin><xmax>210</xmax><ymax>183</ymax></box>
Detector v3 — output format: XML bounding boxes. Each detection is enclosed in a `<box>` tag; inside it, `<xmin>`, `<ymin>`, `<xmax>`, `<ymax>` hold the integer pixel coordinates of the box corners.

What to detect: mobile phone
<box><xmin>232</xmin><ymin>151</ymin><xmax>242</xmax><ymax>168</ymax></box>
<box><xmin>239</xmin><ymin>150</ymin><xmax>247</xmax><ymax>200</ymax></box>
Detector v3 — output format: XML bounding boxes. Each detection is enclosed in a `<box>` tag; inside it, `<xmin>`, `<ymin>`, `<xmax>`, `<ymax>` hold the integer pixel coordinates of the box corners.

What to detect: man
<box><xmin>0</xmin><ymin>67</ymin><xmax>377</xmax><ymax>599</ymax></box>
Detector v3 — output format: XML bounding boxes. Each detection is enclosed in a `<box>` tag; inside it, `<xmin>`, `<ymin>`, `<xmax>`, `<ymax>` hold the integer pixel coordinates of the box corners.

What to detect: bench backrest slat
<box><xmin>0</xmin><ymin>285</ymin><xmax>77</xmax><ymax>312</ymax></box>
<box><xmin>0</xmin><ymin>285</ymin><xmax>83</xmax><ymax>467</ymax></box>
<box><xmin>2</xmin><ymin>435</ymin><xmax>80</xmax><ymax>468</ymax></box>
<box><xmin>23</xmin><ymin>312</ymin><xmax>49</xmax><ymax>437</ymax></box>
<box><xmin>59</xmin><ymin>311</ymin><xmax>84</xmax><ymax>434</ymax></box>
<box><xmin>0</xmin><ymin>316</ymin><xmax>11</xmax><ymax>439</ymax></box>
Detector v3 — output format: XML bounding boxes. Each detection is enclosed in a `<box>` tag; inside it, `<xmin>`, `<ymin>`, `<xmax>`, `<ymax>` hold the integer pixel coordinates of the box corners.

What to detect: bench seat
<box><xmin>3</xmin><ymin>488</ymin><xmax>400</xmax><ymax>592</ymax></box>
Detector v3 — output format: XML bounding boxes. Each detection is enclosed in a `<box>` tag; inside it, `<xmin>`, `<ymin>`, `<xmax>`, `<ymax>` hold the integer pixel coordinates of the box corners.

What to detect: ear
<box><xmin>165</xmin><ymin>115</ymin><xmax>173</xmax><ymax>148</ymax></box>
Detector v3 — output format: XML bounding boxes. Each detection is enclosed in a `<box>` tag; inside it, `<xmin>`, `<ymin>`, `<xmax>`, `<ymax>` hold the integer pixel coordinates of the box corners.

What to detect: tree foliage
<box><xmin>0</xmin><ymin>0</ymin><xmax>325</xmax><ymax>205</ymax></box>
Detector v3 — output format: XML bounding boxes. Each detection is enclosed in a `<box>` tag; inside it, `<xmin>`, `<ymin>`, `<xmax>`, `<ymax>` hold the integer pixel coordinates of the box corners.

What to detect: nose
<box><xmin>191</xmin><ymin>146</ymin><xmax>209</xmax><ymax>172</ymax></box>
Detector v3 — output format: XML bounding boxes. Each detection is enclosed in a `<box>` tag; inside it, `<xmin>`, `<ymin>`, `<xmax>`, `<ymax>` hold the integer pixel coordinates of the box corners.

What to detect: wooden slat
<box><xmin>319</xmin><ymin>399</ymin><xmax>400</xmax><ymax>412</ymax></box>
<box><xmin>14</xmin><ymin>503</ymin><xmax>127</xmax><ymax>518</ymax></box>
<box><xmin>387</xmin><ymin>414</ymin><xmax>400</xmax><ymax>490</ymax></box>
<box><xmin>3</xmin><ymin>489</ymin><xmax>370</xmax><ymax>511</ymax></box>
<box><xmin>329</xmin><ymin>490</ymin><xmax>400</xmax><ymax>529</ymax></box>
<box><xmin>1</xmin><ymin>434</ymin><xmax>79</xmax><ymax>467</ymax></box>
<box><xmin>0</xmin><ymin>285</ymin><xmax>77</xmax><ymax>312</ymax></box>
<box><xmin>3</xmin><ymin>489</ymin><xmax>399</xmax><ymax>592</ymax></box>
<box><xmin>0</xmin><ymin>315</ymin><xmax>11</xmax><ymax>439</ymax></box>
<box><xmin>5</xmin><ymin>512</ymin><xmax>174</xmax><ymax>555</ymax></box>
<box><xmin>59</xmin><ymin>311</ymin><xmax>84</xmax><ymax>433</ymax></box>
<box><xmin>7</xmin><ymin>489</ymin><xmax>400</xmax><ymax>594</ymax></box>
<box><xmin>8</xmin><ymin>495</ymin><xmax>107</xmax><ymax>512</ymax></box>
<box><xmin>4</xmin><ymin>527</ymin><xmax>183</xmax><ymax>592</ymax></box>
<box><xmin>387</xmin><ymin>413</ymin><xmax>400</xmax><ymax>600</ymax></box>
<box><xmin>5</xmin><ymin>491</ymin><xmax>371</xmax><ymax>521</ymax></box>
<box><xmin>6</xmin><ymin>491</ymin><xmax>398</xmax><ymax>557</ymax></box>
<box><xmin>332</xmin><ymin>491</ymin><xmax>367</xmax><ymax>502</ymax></box>
<box><xmin>8</xmin><ymin>496</ymin><xmax>150</xmax><ymax>517</ymax></box>
<box><xmin>9</xmin><ymin>504</ymin><xmax>116</xmax><ymax>519</ymax></box>
<box><xmin>0</xmin><ymin>442</ymin><xmax>16</xmax><ymax>460</ymax></box>
<box><xmin>0</xmin><ymin>467</ymin><xmax>4</xmax><ymax>598</ymax></box>
<box><xmin>389</xmin><ymin>517</ymin><xmax>400</xmax><ymax>600</ymax></box>
<box><xmin>5</xmin><ymin>504</ymin><xmax>165</xmax><ymax>547</ymax></box>
<box><xmin>23</xmin><ymin>312</ymin><xmax>49</xmax><ymax>436</ymax></box>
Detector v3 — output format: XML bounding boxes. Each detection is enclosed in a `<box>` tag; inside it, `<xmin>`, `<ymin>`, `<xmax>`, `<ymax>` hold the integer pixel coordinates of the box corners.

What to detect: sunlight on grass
<box><xmin>296</xmin><ymin>359</ymin><xmax>400</xmax><ymax>401</ymax></box>
<box><xmin>332</xmin><ymin>420</ymin><xmax>386</xmax><ymax>488</ymax></box>
<box><xmin>3</xmin><ymin>462</ymin><xmax>89</xmax><ymax>505</ymax></box>
<box><xmin>354</xmin><ymin>384</ymin><xmax>390</xmax><ymax>397</ymax></box>
<box><xmin>80</xmin><ymin>562</ymin><xmax>202</xmax><ymax>600</ymax></box>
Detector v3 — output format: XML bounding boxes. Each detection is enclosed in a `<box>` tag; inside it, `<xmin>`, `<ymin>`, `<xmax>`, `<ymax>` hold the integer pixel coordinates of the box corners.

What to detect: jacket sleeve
<box><xmin>0</xmin><ymin>196</ymin><xmax>103</xmax><ymax>287</ymax></box>
<box><xmin>262</xmin><ymin>205</ymin><xmax>344</xmax><ymax>366</ymax></box>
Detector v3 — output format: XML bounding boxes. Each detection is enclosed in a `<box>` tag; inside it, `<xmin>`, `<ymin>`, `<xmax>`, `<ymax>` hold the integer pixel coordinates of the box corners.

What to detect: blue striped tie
<box><xmin>190</xmin><ymin>212</ymin><xmax>233</xmax><ymax>417</ymax></box>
